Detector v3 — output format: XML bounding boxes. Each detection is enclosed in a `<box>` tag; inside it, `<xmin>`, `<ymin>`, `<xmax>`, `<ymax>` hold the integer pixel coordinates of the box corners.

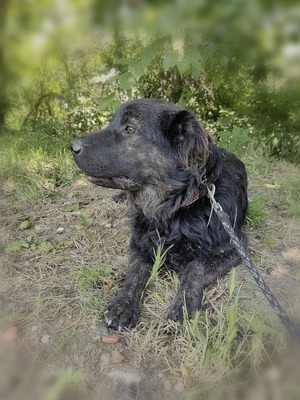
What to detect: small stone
<box><xmin>98</xmin><ymin>324</ymin><xmax>109</xmax><ymax>336</ymax></box>
<box><xmin>1</xmin><ymin>326</ymin><xmax>18</xmax><ymax>342</ymax></box>
<box><xmin>104</xmin><ymin>223</ymin><xmax>112</xmax><ymax>229</ymax></box>
<box><xmin>174</xmin><ymin>380</ymin><xmax>184</xmax><ymax>392</ymax></box>
<box><xmin>111</xmin><ymin>349</ymin><xmax>127</xmax><ymax>364</ymax></box>
<box><xmin>56</xmin><ymin>227</ymin><xmax>64</xmax><ymax>234</ymax></box>
<box><xmin>281</xmin><ymin>251</ymin><xmax>291</xmax><ymax>260</ymax></box>
<box><xmin>41</xmin><ymin>334</ymin><xmax>50</xmax><ymax>344</ymax></box>
<box><xmin>107</xmin><ymin>367</ymin><xmax>141</xmax><ymax>388</ymax></box>
<box><xmin>164</xmin><ymin>380</ymin><xmax>172</xmax><ymax>392</ymax></box>
<box><xmin>34</xmin><ymin>225</ymin><xmax>44</xmax><ymax>234</ymax></box>
<box><xmin>101</xmin><ymin>334</ymin><xmax>119</xmax><ymax>344</ymax></box>
<box><xmin>71</xmin><ymin>211</ymin><xmax>82</xmax><ymax>216</ymax></box>
<box><xmin>281</xmin><ymin>249</ymin><xmax>300</xmax><ymax>262</ymax></box>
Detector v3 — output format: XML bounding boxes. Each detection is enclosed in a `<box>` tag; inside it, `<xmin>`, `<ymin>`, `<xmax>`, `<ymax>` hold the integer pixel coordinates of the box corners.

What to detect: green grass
<box><xmin>45</xmin><ymin>366</ymin><xmax>85</xmax><ymax>400</ymax></box>
<box><xmin>0</xmin><ymin>125</ymin><xmax>295</xmax><ymax>398</ymax></box>
<box><xmin>132</xmin><ymin>262</ymin><xmax>282</xmax><ymax>394</ymax></box>
<box><xmin>283</xmin><ymin>176</ymin><xmax>300</xmax><ymax>218</ymax></box>
<box><xmin>74</xmin><ymin>265</ymin><xmax>117</xmax><ymax>318</ymax></box>
<box><xmin>246</xmin><ymin>194</ymin><xmax>269</xmax><ymax>227</ymax></box>
<box><xmin>0</xmin><ymin>128</ymin><xmax>79</xmax><ymax>203</ymax></box>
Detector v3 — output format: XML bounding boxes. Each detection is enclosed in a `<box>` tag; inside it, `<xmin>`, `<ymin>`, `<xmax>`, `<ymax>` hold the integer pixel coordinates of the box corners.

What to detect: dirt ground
<box><xmin>0</xmin><ymin>163</ymin><xmax>300</xmax><ymax>400</ymax></box>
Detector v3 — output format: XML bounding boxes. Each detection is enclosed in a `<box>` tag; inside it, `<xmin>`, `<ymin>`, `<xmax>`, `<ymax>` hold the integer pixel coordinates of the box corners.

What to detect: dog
<box><xmin>71</xmin><ymin>98</ymin><xmax>248</xmax><ymax>331</ymax></box>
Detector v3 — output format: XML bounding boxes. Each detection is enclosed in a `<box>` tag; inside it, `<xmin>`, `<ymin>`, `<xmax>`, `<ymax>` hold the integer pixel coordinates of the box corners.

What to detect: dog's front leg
<box><xmin>104</xmin><ymin>246</ymin><xmax>152</xmax><ymax>331</ymax></box>
<box><xmin>166</xmin><ymin>259</ymin><xmax>235</xmax><ymax>323</ymax></box>
<box><xmin>166</xmin><ymin>261</ymin><xmax>207</xmax><ymax>323</ymax></box>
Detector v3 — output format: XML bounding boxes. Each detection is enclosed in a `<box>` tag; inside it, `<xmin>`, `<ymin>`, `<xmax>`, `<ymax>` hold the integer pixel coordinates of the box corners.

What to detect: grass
<box><xmin>0</xmin><ymin>128</ymin><xmax>79</xmax><ymax>203</ymax></box>
<box><xmin>46</xmin><ymin>367</ymin><xmax>86</xmax><ymax>400</ymax></box>
<box><xmin>74</xmin><ymin>265</ymin><xmax>118</xmax><ymax>318</ymax></box>
<box><xmin>246</xmin><ymin>193</ymin><xmax>269</xmax><ymax>227</ymax></box>
<box><xmin>283</xmin><ymin>176</ymin><xmax>300</xmax><ymax>218</ymax></box>
<box><xmin>1</xmin><ymin>132</ymin><xmax>299</xmax><ymax>399</ymax></box>
<box><xmin>129</xmin><ymin>265</ymin><xmax>282</xmax><ymax>394</ymax></box>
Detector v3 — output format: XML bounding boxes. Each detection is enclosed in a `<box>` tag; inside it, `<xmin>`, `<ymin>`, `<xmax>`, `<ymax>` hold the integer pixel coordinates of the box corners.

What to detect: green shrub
<box><xmin>245</xmin><ymin>84</ymin><xmax>300</xmax><ymax>162</ymax></box>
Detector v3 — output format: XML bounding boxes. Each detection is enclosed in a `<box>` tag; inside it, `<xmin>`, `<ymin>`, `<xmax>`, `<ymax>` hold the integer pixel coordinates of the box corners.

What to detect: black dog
<box><xmin>71</xmin><ymin>99</ymin><xmax>248</xmax><ymax>331</ymax></box>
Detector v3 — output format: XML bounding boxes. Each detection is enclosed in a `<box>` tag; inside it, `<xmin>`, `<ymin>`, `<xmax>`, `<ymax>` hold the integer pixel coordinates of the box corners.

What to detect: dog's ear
<box><xmin>167</xmin><ymin>110</ymin><xmax>213</xmax><ymax>167</ymax></box>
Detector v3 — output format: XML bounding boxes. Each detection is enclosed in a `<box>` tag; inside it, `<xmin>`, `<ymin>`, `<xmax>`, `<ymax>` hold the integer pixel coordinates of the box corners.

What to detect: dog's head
<box><xmin>71</xmin><ymin>99</ymin><xmax>214</xmax><ymax>191</ymax></box>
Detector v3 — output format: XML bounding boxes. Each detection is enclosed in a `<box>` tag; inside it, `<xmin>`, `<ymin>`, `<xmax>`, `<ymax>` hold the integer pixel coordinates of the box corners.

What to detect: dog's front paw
<box><xmin>166</xmin><ymin>295</ymin><xmax>203</xmax><ymax>324</ymax></box>
<box><xmin>166</xmin><ymin>301</ymin><xmax>184</xmax><ymax>323</ymax></box>
<box><xmin>104</xmin><ymin>295</ymin><xmax>140</xmax><ymax>331</ymax></box>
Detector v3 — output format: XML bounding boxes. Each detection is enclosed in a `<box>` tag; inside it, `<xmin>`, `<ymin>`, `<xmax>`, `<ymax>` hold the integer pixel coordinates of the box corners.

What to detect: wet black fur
<box><xmin>71</xmin><ymin>99</ymin><xmax>248</xmax><ymax>330</ymax></box>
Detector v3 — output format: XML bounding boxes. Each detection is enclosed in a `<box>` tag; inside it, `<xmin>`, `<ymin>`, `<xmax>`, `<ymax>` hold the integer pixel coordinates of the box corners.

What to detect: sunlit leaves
<box><xmin>163</xmin><ymin>51</ymin><xmax>180</xmax><ymax>71</ymax></box>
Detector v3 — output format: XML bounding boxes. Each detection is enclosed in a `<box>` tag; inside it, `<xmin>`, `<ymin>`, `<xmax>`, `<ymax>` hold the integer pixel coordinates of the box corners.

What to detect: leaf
<box><xmin>180</xmin><ymin>364</ymin><xmax>193</xmax><ymax>388</ymax></box>
<box><xmin>163</xmin><ymin>51</ymin><xmax>180</xmax><ymax>71</ymax></box>
<box><xmin>229</xmin><ymin>267</ymin><xmax>237</xmax><ymax>297</ymax></box>
<box><xmin>140</xmin><ymin>44</ymin><xmax>159</xmax><ymax>68</ymax></box>
<box><xmin>20</xmin><ymin>220</ymin><xmax>31</xmax><ymax>230</ymax></box>
<box><xmin>212</xmin><ymin>75</ymin><xmax>221</xmax><ymax>89</ymax></box>
<box><xmin>6</xmin><ymin>240</ymin><xmax>29</xmax><ymax>251</ymax></box>
<box><xmin>39</xmin><ymin>241</ymin><xmax>54</xmax><ymax>252</ymax></box>
<box><xmin>264</xmin><ymin>183</ymin><xmax>281</xmax><ymax>189</ymax></box>
<box><xmin>118</xmin><ymin>72</ymin><xmax>136</xmax><ymax>91</ymax></box>
<box><xmin>98</xmin><ymin>93</ymin><xmax>119</xmax><ymax>111</ymax></box>
<box><xmin>218</xmin><ymin>130</ymin><xmax>232</xmax><ymax>142</ymax></box>
<box><xmin>190</xmin><ymin>313</ymin><xmax>206</xmax><ymax>343</ymax></box>
<box><xmin>219</xmin><ymin>114</ymin><xmax>234</xmax><ymax>127</ymax></box>
<box><xmin>228</xmin><ymin>302</ymin><xmax>239</xmax><ymax>343</ymax></box>
<box><xmin>250</xmin><ymin>317</ymin><xmax>276</xmax><ymax>335</ymax></box>
<box><xmin>220</xmin><ymin>56</ymin><xmax>229</xmax><ymax>68</ymax></box>
<box><xmin>64</xmin><ymin>202</ymin><xmax>80</xmax><ymax>212</ymax></box>
<box><xmin>177</xmin><ymin>58</ymin><xmax>191</xmax><ymax>77</ymax></box>
<box><xmin>191</xmin><ymin>67</ymin><xmax>202</xmax><ymax>80</ymax></box>
<box><xmin>177</xmin><ymin>94</ymin><xmax>187</xmax><ymax>108</ymax></box>
<box><xmin>128</xmin><ymin>62</ymin><xmax>145</xmax><ymax>81</ymax></box>
<box><xmin>186</xmin><ymin>53</ymin><xmax>204</xmax><ymax>73</ymax></box>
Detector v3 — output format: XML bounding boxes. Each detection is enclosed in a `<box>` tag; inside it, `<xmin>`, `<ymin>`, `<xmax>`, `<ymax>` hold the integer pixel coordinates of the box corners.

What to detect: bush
<box><xmin>245</xmin><ymin>84</ymin><xmax>300</xmax><ymax>162</ymax></box>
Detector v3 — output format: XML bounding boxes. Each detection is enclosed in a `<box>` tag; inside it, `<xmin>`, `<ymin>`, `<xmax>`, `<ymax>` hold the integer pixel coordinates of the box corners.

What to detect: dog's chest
<box><xmin>131</xmin><ymin>214</ymin><xmax>211</xmax><ymax>272</ymax></box>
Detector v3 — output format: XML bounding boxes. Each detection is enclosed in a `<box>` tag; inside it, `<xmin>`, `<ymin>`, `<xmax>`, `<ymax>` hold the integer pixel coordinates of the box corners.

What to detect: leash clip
<box><xmin>206</xmin><ymin>183</ymin><xmax>222</xmax><ymax>226</ymax></box>
<box><xmin>207</xmin><ymin>183</ymin><xmax>222</xmax><ymax>212</ymax></box>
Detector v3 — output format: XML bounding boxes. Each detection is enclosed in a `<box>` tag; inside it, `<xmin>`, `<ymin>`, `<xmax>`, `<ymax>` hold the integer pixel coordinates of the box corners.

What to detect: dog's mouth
<box><xmin>86</xmin><ymin>175</ymin><xmax>141</xmax><ymax>190</ymax></box>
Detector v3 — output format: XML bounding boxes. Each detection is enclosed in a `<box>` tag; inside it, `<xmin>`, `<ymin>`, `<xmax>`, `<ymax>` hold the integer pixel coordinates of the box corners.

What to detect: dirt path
<box><xmin>0</xmin><ymin>163</ymin><xmax>300</xmax><ymax>399</ymax></box>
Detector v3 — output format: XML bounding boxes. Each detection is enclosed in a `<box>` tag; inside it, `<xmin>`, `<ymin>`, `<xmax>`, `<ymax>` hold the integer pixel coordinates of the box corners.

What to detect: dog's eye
<box><xmin>125</xmin><ymin>126</ymin><xmax>136</xmax><ymax>134</ymax></box>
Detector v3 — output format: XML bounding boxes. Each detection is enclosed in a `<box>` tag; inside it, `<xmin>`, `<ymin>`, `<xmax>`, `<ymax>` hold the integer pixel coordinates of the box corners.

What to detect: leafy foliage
<box><xmin>1</xmin><ymin>0</ymin><xmax>299</xmax><ymax>161</ymax></box>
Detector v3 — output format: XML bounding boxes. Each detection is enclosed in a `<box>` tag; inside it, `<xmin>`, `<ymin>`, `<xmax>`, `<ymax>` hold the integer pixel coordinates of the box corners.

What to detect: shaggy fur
<box><xmin>71</xmin><ymin>99</ymin><xmax>248</xmax><ymax>331</ymax></box>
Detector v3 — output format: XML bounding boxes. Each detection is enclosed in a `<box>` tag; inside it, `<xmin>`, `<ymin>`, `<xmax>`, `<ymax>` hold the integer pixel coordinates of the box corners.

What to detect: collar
<box><xmin>179</xmin><ymin>189</ymin><xmax>202</xmax><ymax>208</ymax></box>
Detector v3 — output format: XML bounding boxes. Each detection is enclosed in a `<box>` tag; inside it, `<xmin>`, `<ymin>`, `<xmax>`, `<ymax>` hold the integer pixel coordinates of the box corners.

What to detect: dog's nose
<box><xmin>70</xmin><ymin>139</ymin><xmax>83</xmax><ymax>155</ymax></box>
